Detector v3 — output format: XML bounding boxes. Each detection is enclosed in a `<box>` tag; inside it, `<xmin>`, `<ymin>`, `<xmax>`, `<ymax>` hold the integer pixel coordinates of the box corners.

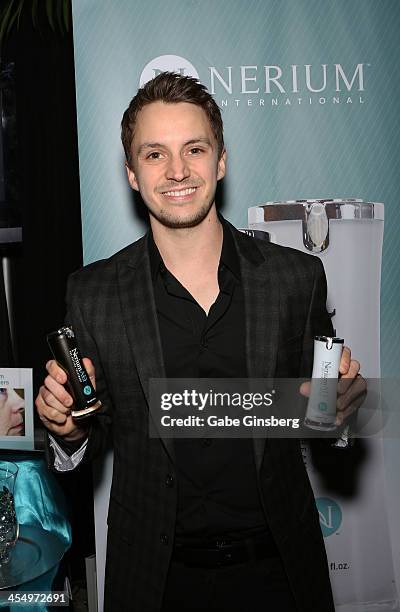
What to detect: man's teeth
<box><xmin>163</xmin><ymin>187</ymin><xmax>196</xmax><ymax>197</ymax></box>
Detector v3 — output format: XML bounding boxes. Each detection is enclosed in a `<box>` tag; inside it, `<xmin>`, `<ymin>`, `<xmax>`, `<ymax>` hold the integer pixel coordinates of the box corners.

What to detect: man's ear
<box><xmin>217</xmin><ymin>149</ymin><xmax>226</xmax><ymax>181</ymax></box>
<box><xmin>125</xmin><ymin>162</ymin><xmax>139</xmax><ymax>192</ymax></box>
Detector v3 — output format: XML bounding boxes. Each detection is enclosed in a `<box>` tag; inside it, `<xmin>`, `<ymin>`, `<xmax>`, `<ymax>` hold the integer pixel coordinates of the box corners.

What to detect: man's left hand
<box><xmin>300</xmin><ymin>346</ymin><xmax>367</xmax><ymax>426</ymax></box>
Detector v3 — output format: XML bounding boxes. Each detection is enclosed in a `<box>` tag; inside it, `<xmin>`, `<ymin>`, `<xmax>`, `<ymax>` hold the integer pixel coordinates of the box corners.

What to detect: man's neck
<box><xmin>150</xmin><ymin>206</ymin><xmax>223</xmax><ymax>277</ymax></box>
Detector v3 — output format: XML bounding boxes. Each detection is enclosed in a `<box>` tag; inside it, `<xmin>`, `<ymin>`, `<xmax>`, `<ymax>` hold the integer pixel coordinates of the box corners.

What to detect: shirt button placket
<box><xmin>165</xmin><ymin>474</ymin><xmax>174</xmax><ymax>487</ymax></box>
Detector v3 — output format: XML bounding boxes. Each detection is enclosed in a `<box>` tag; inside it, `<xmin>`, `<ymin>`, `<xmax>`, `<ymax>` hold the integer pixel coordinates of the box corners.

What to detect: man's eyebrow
<box><xmin>184</xmin><ymin>138</ymin><xmax>212</xmax><ymax>147</ymax></box>
<box><xmin>137</xmin><ymin>142</ymin><xmax>164</xmax><ymax>155</ymax></box>
<box><xmin>137</xmin><ymin>138</ymin><xmax>212</xmax><ymax>155</ymax></box>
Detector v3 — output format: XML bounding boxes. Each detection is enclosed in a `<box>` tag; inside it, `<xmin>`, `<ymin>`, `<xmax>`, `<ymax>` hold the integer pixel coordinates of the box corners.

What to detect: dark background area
<box><xmin>1</xmin><ymin>7</ymin><xmax>83</xmax><ymax>380</ymax></box>
<box><xmin>1</xmin><ymin>3</ymin><xmax>94</xmax><ymax>600</ymax></box>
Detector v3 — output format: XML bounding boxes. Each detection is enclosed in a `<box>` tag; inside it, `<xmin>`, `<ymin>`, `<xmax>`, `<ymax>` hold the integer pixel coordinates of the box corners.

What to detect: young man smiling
<box><xmin>125</xmin><ymin>98</ymin><xmax>226</xmax><ymax>313</ymax></box>
<box><xmin>36</xmin><ymin>72</ymin><xmax>363</xmax><ymax>611</ymax></box>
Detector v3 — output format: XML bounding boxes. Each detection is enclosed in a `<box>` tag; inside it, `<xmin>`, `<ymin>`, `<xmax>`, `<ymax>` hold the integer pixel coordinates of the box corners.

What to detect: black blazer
<box><xmin>59</xmin><ymin>222</ymin><xmax>335</xmax><ymax>611</ymax></box>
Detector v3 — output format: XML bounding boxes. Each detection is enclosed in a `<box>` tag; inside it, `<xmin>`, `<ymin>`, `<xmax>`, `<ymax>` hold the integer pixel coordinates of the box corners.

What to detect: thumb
<box><xmin>299</xmin><ymin>381</ymin><xmax>311</xmax><ymax>398</ymax></box>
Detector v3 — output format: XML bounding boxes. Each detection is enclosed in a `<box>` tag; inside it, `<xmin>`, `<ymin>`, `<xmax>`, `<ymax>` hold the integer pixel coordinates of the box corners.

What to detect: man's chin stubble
<box><xmin>149</xmin><ymin>202</ymin><xmax>214</xmax><ymax>229</ymax></box>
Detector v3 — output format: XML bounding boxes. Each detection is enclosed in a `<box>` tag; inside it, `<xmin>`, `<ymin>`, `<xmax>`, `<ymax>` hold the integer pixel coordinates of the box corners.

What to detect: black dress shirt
<box><xmin>149</xmin><ymin>221</ymin><xmax>268</xmax><ymax>543</ymax></box>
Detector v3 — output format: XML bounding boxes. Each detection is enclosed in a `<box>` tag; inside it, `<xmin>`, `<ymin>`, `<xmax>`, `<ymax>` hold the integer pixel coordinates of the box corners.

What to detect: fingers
<box><xmin>337</xmin><ymin>373</ymin><xmax>367</xmax><ymax>411</ymax></box>
<box><xmin>339</xmin><ymin>346</ymin><xmax>351</xmax><ymax>375</ymax></box>
<box><xmin>82</xmin><ymin>358</ymin><xmax>96</xmax><ymax>389</ymax></box>
<box><xmin>35</xmin><ymin>356</ymin><xmax>96</xmax><ymax>438</ymax></box>
<box><xmin>300</xmin><ymin>367</ymin><xmax>366</xmax><ymax>427</ymax></box>
<box><xmin>299</xmin><ymin>381</ymin><xmax>311</xmax><ymax>398</ymax></box>
<box><xmin>299</xmin><ymin>344</ymin><xmax>364</xmax><ymax>428</ymax></box>
<box><xmin>46</xmin><ymin>359</ymin><xmax>67</xmax><ymax>384</ymax></box>
<box><xmin>301</xmin><ymin>347</ymin><xmax>359</xmax><ymax>396</ymax></box>
<box><xmin>35</xmin><ymin>389</ymin><xmax>79</xmax><ymax>438</ymax></box>
<box><xmin>42</xmin><ymin>358</ymin><xmax>96</xmax><ymax>409</ymax></box>
<box><xmin>43</xmin><ymin>373</ymin><xmax>73</xmax><ymax>410</ymax></box>
<box><xmin>336</xmin><ymin>384</ymin><xmax>367</xmax><ymax>426</ymax></box>
<box><xmin>336</xmin><ymin>374</ymin><xmax>367</xmax><ymax>426</ymax></box>
<box><xmin>337</xmin><ymin>359</ymin><xmax>361</xmax><ymax>395</ymax></box>
<box><xmin>36</xmin><ymin>387</ymin><xmax>69</xmax><ymax>425</ymax></box>
<box><xmin>36</xmin><ymin>360</ymin><xmax>73</xmax><ymax>432</ymax></box>
<box><xmin>42</xmin><ymin>393</ymin><xmax>69</xmax><ymax>421</ymax></box>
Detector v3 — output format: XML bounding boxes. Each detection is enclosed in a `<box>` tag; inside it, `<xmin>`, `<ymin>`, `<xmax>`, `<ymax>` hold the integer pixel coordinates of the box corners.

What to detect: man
<box><xmin>36</xmin><ymin>72</ymin><xmax>363</xmax><ymax>611</ymax></box>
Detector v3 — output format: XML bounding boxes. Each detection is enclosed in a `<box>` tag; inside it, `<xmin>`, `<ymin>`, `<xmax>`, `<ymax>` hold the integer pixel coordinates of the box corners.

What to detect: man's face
<box><xmin>126</xmin><ymin>101</ymin><xmax>226</xmax><ymax>229</ymax></box>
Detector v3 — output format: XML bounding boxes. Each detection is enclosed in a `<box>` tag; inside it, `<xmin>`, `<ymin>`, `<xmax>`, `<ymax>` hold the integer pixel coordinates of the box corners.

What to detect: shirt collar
<box><xmin>148</xmin><ymin>231</ymin><xmax>164</xmax><ymax>281</ymax></box>
<box><xmin>148</xmin><ymin>216</ymin><xmax>241</xmax><ymax>282</ymax></box>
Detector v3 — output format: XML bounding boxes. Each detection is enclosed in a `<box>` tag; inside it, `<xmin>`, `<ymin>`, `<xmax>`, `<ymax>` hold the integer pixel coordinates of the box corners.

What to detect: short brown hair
<box><xmin>121</xmin><ymin>72</ymin><xmax>224</xmax><ymax>168</ymax></box>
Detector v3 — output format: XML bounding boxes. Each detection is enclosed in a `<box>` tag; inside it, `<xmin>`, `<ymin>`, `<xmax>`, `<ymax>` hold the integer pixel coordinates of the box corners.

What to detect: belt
<box><xmin>172</xmin><ymin>532</ymin><xmax>280</xmax><ymax>568</ymax></box>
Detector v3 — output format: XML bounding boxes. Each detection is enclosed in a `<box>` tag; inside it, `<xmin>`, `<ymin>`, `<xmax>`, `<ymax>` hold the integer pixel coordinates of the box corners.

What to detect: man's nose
<box><xmin>165</xmin><ymin>154</ymin><xmax>190</xmax><ymax>182</ymax></box>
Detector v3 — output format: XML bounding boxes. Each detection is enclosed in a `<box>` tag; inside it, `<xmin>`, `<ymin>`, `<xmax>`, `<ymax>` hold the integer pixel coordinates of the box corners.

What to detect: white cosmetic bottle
<box><xmin>304</xmin><ymin>336</ymin><xmax>344</xmax><ymax>431</ymax></box>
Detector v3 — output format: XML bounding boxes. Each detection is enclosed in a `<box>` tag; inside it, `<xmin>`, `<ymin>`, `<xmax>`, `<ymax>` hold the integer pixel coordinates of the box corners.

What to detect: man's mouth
<box><xmin>161</xmin><ymin>187</ymin><xmax>197</xmax><ymax>197</ymax></box>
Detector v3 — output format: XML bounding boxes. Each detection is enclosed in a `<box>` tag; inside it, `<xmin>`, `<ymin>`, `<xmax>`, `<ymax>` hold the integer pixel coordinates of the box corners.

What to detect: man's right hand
<box><xmin>35</xmin><ymin>358</ymin><xmax>95</xmax><ymax>441</ymax></box>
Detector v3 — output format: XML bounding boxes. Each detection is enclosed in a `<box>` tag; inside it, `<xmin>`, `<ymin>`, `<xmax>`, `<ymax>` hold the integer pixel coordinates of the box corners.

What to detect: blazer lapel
<box><xmin>232</xmin><ymin>227</ymin><xmax>280</xmax><ymax>472</ymax></box>
<box><xmin>117</xmin><ymin>236</ymin><xmax>175</xmax><ymax>463</ymax></box>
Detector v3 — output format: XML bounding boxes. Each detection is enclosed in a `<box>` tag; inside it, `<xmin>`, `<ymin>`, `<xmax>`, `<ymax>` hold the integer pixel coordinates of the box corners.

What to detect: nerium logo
<box><xmin>316</xmin><ymin>497</ymin><xmax>342</xmax><ymax>537</ymax></box>
<box><xmin>140</xmin><ymin>55</ymin><xmax>199</xmax><ymax>87</ymax></box>
<box><xmin>139</xmin><ymin>57</ymin><xmax>367</xmax><ymax>108</ymax></box>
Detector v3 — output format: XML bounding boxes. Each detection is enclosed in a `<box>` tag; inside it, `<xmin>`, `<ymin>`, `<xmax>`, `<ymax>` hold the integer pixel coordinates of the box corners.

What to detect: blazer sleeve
<box><xmin>299</xmin><ymin>255</ymin><xmax>334</xmax><ymax>379</ymax></box>
<box><xmin>65</xmin><ymin>271</ymin><xmax>114</xmax><ymax>462</ymax></box>
<box><xmin>44</xmin><ymin>270</ymin><xmax>114</xmax><ymax>471</ymax></box>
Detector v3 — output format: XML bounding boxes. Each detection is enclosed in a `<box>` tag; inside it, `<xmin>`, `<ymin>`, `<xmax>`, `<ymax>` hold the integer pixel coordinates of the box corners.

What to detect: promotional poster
<box><xmin>0</xmin><ymin>368</ymin><xmax>34</xmax><ymax>451</ymax></box>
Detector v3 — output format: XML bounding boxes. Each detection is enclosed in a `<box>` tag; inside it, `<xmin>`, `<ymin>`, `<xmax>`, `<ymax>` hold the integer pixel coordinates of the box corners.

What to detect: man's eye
<box><xmin>147</xmin><ymin>152</ymin><xmax>162</xmax><ymax>160</ymax></box>
<box><xmin>189</xmin><ymin>147</ymin><xmax>203</xmax><ymax>155</ymax></box>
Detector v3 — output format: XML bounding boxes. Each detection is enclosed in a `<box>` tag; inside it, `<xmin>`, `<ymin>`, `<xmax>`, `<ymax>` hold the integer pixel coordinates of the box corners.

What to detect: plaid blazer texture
<box><xmin>60</xmin><ymin>222</ymin><xmax>335</xmax><ymax>611</ymax></box>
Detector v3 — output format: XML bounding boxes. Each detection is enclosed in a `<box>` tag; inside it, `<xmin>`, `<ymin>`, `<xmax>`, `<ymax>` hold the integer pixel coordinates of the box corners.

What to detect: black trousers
<box><xmin>161</xmin><ymin>555</ymin><xmax>297</xmax><ymax>612</ymax></box>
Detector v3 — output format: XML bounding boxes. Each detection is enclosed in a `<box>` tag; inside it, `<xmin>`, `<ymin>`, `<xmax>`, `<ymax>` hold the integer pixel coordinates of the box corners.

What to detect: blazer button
<box><xmin>160</xmin><ymin>533</ymin><xmax>169</xmax><ymax>545</ymax></box>
<box><xmin>165</xmin><ymin>474</ymin><xmax>174</xmax><ymax>487</ymax></box>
